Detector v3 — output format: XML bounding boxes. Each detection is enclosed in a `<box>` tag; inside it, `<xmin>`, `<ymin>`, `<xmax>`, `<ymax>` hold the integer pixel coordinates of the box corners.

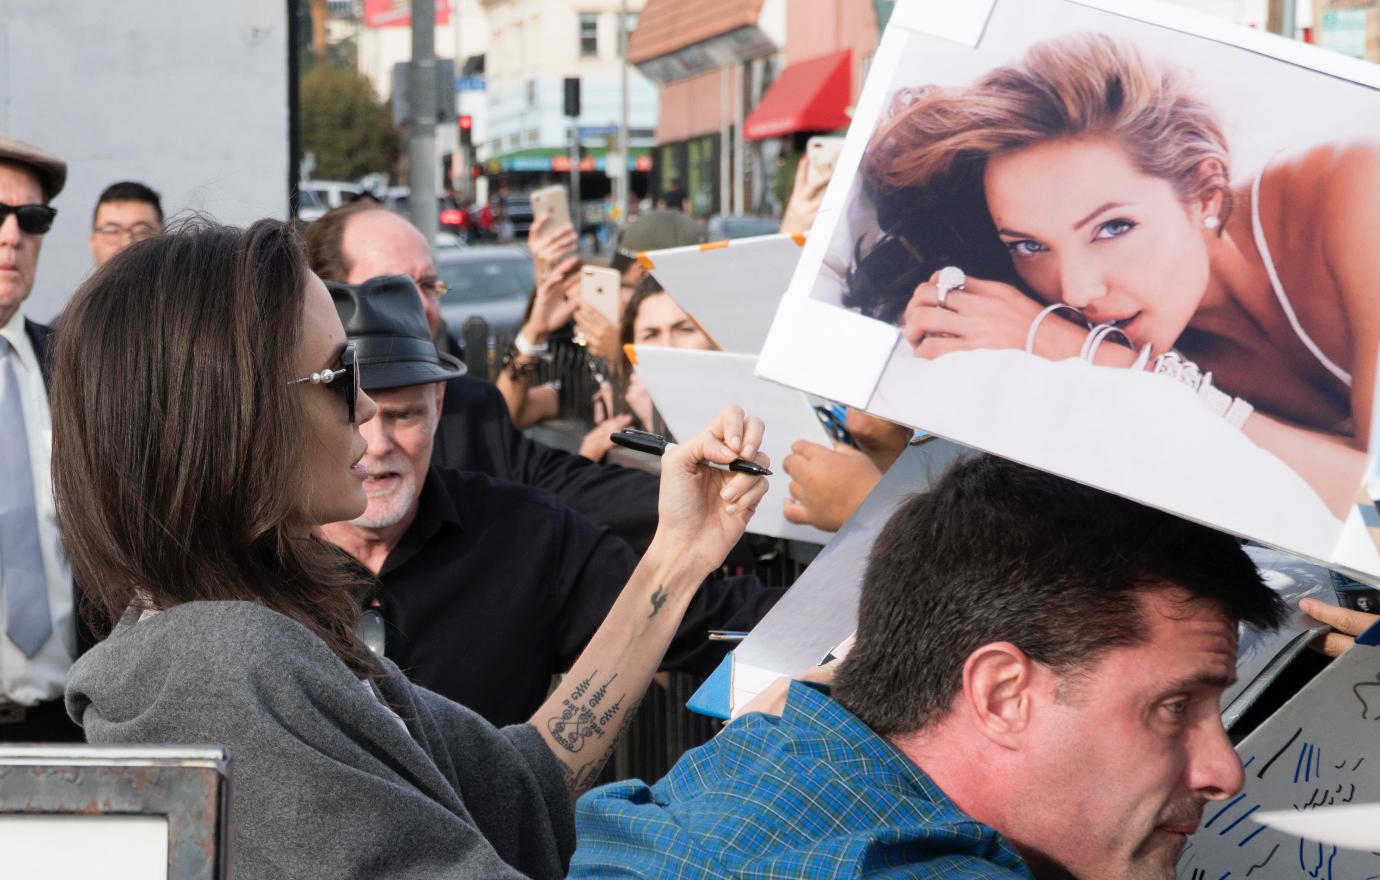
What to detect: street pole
<box><xmin>733</xmin><ymin>61</ymin><xmax>744</xmax><ymax>218</ymax></box>
<box><xmin>719</xmin><ymin>62</ymin><xmax>731</xmax><ymax>215</ymax></box>
<box><xmin>409</xmin><ymin>0</ymin><xmax>438</xmax><ymax>244</ymax></box>
<box><xmin>570</xmin><ymin>118</ymin><xmax>582</xmax><ymax>227</ymax></box>
<box><xmin>617</xmin><ymin>0</ymin><xmax>630</xmax><ymax>224</ymax></box>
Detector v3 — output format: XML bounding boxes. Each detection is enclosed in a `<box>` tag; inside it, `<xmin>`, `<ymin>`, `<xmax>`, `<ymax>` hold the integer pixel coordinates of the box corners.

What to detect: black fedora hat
<box><xmin>329</xmin><ymin>275</ymin><xmax>466</xmax><ymax>391</ymax></box>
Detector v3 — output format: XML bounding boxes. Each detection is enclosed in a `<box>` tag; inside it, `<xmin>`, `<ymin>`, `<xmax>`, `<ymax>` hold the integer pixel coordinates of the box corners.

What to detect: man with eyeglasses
<box><xmin>89</xmin><ymin>180</ymin><xmax>163</xmax><ymax>267</ymax></box>
<box><xmin>305</xmin><ymin>200</ymin><xmax>663</xmax><ymax>554</ymax></box>
<box><xmin>0</xmin><ymin>134</ymin><xmax>89</xmax><ymax>741</ymax></box>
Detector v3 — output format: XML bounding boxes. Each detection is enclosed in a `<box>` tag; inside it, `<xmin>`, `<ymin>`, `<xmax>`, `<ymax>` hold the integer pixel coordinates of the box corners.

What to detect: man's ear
<box><xmin>959</xmin><ymin>642</ymin><xmax>1037</xmax><ymax>749</ymax></box>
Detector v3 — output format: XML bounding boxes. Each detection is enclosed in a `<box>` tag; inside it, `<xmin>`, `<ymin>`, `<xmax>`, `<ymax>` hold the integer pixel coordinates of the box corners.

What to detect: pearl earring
<box><xmin>1203</xmin><ymin>216</ymin><xmax>1220</xmax><ymax>230</ymax></box>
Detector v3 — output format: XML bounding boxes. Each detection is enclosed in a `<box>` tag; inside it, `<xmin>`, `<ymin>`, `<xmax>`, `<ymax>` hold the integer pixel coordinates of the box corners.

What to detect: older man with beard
<box><xmin>318</xmin><ymin>276</ymin><xmax>783</xmax><ymax>727</ymax></box>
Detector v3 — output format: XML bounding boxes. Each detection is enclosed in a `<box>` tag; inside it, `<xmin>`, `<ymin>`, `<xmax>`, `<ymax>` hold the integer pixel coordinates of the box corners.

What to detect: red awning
<box><xmin>743</xmin><ymin>49</ymin><xmax>851</xmax><ymax>142</ymax></box>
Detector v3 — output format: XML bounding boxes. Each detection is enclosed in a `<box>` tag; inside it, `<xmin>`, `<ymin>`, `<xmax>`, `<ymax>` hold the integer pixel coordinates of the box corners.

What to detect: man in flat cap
<box><xmin>0</xmin><ymin>134</ymin><xmax>86</xmax><ymax>741</ymax></box>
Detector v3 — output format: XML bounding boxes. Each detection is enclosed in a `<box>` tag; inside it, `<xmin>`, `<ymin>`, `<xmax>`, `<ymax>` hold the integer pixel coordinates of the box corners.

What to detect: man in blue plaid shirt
<box><xmin>572</xmin><ymin>456</ymin><xmax>1285</xmax><ymax>879</ymax></box>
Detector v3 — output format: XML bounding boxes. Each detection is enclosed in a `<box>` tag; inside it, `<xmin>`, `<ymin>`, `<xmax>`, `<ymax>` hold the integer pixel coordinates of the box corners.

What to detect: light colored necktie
<box><xmin>0</xmin><ymin>335</ymin><xmax>53</xmax><ymax>658</ymax></box>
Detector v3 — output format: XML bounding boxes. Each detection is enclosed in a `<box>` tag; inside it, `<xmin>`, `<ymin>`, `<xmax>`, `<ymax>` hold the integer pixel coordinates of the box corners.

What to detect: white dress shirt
<box><xmin>0</xmin><ymin>306</ymin><xmax>75</xmax><ymax>705</ymax></box>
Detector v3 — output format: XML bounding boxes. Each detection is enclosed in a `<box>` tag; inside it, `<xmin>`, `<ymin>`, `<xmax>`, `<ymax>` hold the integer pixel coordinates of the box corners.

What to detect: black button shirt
<box><xmin>377</xmin><ymin>467</ymin><xmax>785</xmax><ymax>727</ymax></box>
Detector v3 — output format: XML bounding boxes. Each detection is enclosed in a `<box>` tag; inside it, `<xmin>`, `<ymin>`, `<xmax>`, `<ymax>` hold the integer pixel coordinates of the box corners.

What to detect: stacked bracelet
<box><xmin>1025</xmin><ymin>304</ymin><xmax>1088</xmax><ymax>354</ymax></box>
<box><xmin>1150</xmin><ymin>352</ymin><xmax>1254</xmax><ymax>430</ymax></box>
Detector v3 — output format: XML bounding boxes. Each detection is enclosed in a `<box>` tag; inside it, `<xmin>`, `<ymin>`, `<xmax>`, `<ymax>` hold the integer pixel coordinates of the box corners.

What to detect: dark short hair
<box><xmin>833</xmin><ymin>455</ymin><xmax>1285</xmax><ymax>737</ymax></box>
<box><xmin>92</xmin><ymin>181</ymin><xmax>164</xmax><ymax>225</ymax></box>
<box><xmin>304</xmin><ymin>198</ymin><xmax>391</xmax><ymax>283</ymax></box>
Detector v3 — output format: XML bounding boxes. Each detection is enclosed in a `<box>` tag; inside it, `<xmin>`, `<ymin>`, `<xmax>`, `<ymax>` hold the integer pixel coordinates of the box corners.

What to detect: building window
<box><xmin>579</xmin><ymin>13</ymin><xmax>599</xmax><ymax>57</ymax></box>
<box><xmin>527</xmin><ymin>128</ymin><xmax>540</xmax><ymax>145</ymax></box>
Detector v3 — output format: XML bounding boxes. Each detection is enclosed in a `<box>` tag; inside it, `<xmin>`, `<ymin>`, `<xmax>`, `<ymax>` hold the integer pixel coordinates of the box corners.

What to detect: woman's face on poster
<box><xmin>983</xmin><ymin>137</ymin><xmax>1214</xmax><ymax>354</ymax></box>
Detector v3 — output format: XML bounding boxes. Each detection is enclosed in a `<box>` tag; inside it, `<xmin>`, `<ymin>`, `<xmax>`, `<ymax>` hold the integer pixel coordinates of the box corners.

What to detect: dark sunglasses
<box><xmin>288</xmin><ymin>342</ymin><xmax>360</xmax><ymax>422</ymax></box>
<box><xmin>0</xmin><ymin>202</ymin><xmax>58</xmax><ymax>235</ymax></box>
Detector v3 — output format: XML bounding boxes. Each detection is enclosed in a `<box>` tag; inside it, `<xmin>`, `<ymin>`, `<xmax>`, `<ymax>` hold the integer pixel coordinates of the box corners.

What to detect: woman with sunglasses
<box><xmin>51</xmin><ymin>219</ymin><xmax>770</xmax><ymax>878</ymax></box>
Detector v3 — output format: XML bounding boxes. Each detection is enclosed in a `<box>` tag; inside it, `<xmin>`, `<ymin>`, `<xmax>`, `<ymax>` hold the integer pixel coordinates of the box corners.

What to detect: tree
<box><xmin>299</xmin><ymin>66</ymin><xmax>399</xmax><ymax>181</ymax></box>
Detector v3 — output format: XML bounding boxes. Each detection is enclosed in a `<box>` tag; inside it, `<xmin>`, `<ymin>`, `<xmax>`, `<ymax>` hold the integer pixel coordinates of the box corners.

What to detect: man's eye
<box><xmin>1162</xmin><ymin>699</ymin><xmax>1189</xmax><ymax>718</ymax></box>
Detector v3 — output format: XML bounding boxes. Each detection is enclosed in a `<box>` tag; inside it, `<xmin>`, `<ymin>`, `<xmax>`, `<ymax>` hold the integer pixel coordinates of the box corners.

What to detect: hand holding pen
<box><xmin>633</xmin><ymin>405</ymin><xmax>770</xmax><ymax>574</ymax></box>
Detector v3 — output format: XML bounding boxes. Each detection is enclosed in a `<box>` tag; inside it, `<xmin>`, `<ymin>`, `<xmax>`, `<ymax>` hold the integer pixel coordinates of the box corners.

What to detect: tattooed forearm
<box><xmin>648</xmin><ymin>586</ymin><xmax>668</xmax><ymax>619</ymax></box>
<box><xmin>547</xmin><ymin>672</ymin><xmax>624</xmax><ymax>753</ymax></box>
<box><xmin>559</xmin><ymin>696</ymin><xmax>645</xmax><ymax>799</ymax></box>
<box><xmin>544</xmin><ymin>668</ymin><xmax>646</xmax><ymax>797</ymax></box>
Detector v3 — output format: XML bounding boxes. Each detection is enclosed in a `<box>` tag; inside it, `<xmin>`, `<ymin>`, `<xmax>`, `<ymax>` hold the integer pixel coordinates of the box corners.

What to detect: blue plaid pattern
<box><xmin>571</xmin><ymin>682</ymin><xmax>1033</xmax><ymax>879</ymax></box>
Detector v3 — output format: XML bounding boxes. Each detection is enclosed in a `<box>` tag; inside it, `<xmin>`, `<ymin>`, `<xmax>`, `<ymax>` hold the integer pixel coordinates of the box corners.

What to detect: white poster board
<box><xmin>755</xmin><ymin>0</ymin><xmax>1380</xmax><ymax>579</ymax></box>
<box><xmin>644</xmin><ymin>234</ymin><xmax>805</xmax><ymax>355</ymax></box>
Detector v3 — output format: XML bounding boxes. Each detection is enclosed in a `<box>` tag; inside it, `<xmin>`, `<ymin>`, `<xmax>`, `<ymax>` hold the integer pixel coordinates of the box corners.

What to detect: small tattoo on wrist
<box><xmin>649</xmin><ymin>586</ymin><xmax>668</xmax><ymax>619</ymax></box>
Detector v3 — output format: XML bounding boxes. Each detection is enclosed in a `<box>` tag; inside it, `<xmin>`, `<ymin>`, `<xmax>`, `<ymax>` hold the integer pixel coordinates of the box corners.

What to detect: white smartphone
<box><xmin>580</xmin><ymin>265</ymin><xmax>622</xmax><ymax>324</ymax></box>
<box><xmin>806</xmin><ymin>136</ymin><xmax>845</xmax><ymax>182</ymax></box>
<box><xmin>530</xmin><ymin>185</ymin><xmax>572</xmax><ymax>232</ymax></box>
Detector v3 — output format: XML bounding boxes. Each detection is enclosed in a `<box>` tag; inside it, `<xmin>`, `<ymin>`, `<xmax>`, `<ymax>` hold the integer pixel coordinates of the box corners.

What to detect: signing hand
<box><xmin>782</xmin><ymin>439</ymin><xmax>881</xmax><ymax>532</ymax></box>
<box><xmin>529</xmin><ymin>215</ymin><xmax>580</xmax><ymax>282</ymax></box>
<box><xmin>1300</xmin><ymin>598</ymin><xmax>1379</xmax><ymax>658</ymax></box>
<box><xmin>522</xmin><ymin>255</ymin><xmax>580</xmax><ymax>342</ymax></box>
<box><xmin>902</xmin><ymin>269</ymin><xmax>1083</xmax><ymax>360</ymax></box>
<box><xmin>653</xmin><ymin>405</ymin><xmax>770</xmax><ymax>572</ymax></box>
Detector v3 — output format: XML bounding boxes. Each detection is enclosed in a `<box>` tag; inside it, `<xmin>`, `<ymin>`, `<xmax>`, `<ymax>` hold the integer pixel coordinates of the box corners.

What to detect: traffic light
<box><xmin>563</xmin><ymin>78</ymin><xmax>581</xmax><ymax>118</ymax></box>
<box><xmin>458</xmin><ymin>114</ymin><xmax>473</xmax><ymax>149</ymax></box>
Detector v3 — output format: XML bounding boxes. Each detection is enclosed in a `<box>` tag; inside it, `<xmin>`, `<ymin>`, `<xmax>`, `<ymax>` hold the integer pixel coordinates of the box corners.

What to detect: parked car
<box><xmin>383</xmin><ymin>187</ymin><xmax>473</xmax><ymax>238</ymax></box>
<box><xmin>435</xmin><ymin>245</ymin><xmax>536</xmax><ymax>342</ymax></box>
<box><xmin>484</xmin><ymin>193</ymin><xmax>533</xmax><ymax>240</ymax></box>
<box><xmin>706</xmin><ymin>214</ymin><xmax>782</xmax><ymax>241</ymax></box>
<box><xmin>297</xmin><ymin>179</ymin><xmax>366</xmax><ymax>222</ymax></box>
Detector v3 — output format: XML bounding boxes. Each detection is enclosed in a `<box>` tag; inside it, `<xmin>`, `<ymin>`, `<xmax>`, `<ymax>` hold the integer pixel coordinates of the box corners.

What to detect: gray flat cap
<box><xmin>0</xmin><ymin>134</ymin><xmax>67</xmax><ymax>201</ymax></box>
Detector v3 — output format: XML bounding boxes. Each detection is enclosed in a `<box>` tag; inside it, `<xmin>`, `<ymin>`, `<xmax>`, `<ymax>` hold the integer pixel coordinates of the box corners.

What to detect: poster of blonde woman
<box><xmin>756</xmin><ymin>0</ymin><xmax>1380</xmax><ymax>576</ymax></box>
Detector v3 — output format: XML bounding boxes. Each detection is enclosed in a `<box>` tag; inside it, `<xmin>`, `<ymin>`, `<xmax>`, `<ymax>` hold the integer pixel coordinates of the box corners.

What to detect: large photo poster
<box><xmin>756</xmin><ymin>0</ymin><xmax>1380</xmax><ymax>576</ymax></box>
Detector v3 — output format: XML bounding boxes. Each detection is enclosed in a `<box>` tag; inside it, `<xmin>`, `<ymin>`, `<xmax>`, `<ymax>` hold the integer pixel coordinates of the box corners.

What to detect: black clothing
<box><xmin>376</xmin><ymin>467</ymin><xmax>784</xmax><ymax>727</ymax></box>
<box><xmin>431</xmin><ymin>375</ymin><xmax>661</xmax><ymax>553</ymax></box>
<box><xmin>0</xmin><ymin>697</ymin><xmax>84</xmax><ymax>742</ymax></box>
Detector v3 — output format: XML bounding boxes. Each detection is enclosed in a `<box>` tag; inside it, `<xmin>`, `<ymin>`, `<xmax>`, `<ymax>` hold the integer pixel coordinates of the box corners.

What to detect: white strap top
<box><xmin>1250</xmin><ymin>168</ymin><xmax>1352</xmax><ymax>387</ymax></box>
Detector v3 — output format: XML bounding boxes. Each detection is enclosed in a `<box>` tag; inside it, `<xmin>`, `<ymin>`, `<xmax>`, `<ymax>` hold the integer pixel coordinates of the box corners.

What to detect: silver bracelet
<box><xmin>514</xmin><ymin>331</ymin><xmax>552</xmax><ymax>360</ymax></box>
<box><xmin>1081</xmin><ymin>324</ymin><xmax>1133</xmax><ymax>363</ymax></box>
<box><xmin>1025</xmin><ymin>303</ymin><xmax>1088</xmax><ymax>355</ymax></box>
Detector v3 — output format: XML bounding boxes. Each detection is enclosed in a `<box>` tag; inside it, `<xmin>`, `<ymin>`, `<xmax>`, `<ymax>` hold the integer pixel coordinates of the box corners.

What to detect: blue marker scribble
<box><xmin>1237</xmin><ymin>824</ymin><xmax>1266</xmax><ymax>847</ymax></box>
<box><xmin>1205</xmin><ymin>793</ymin><xmax>1246</xmax><ymax>829</ymax></box>
<box><xmin>1218</xmin><ymin>804</ymin><xmax>1259</xmax><ymax>836</ymax></box>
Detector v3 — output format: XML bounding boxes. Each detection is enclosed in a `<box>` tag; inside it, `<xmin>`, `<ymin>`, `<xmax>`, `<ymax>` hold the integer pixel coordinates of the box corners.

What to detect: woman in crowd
<box><xmin>53</xmin><ymin>219</ymin><xmax>769</xmax><ymax>879</ymax></box>
<box><xmin>615</xmin><ymin>275</ymin><xmax>715</xmax><ymax>431</ymax></box>
<box><xmin>847</xmin><ymin>32</ymin><xmax>1379</xmax><ymax>515</ymax></box>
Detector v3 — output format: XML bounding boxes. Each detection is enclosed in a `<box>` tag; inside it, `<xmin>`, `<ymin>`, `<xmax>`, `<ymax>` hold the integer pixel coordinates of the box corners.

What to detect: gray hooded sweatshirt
<box><xmin>66</xmin><ymin>600</ymin><xmax>574</xmax><ymax>879</ymax></box>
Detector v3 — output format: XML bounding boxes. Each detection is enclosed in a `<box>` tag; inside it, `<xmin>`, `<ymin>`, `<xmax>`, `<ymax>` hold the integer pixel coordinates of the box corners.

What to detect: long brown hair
<box><xmin>50</xmin><ymin>219</ymin><xmax>377</xmax><ymax>676</ymax></box>
<box><xmin>848</xmin><ymin>33</ymin><xmax>1232</xmax><ymax>323</ymax></box>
